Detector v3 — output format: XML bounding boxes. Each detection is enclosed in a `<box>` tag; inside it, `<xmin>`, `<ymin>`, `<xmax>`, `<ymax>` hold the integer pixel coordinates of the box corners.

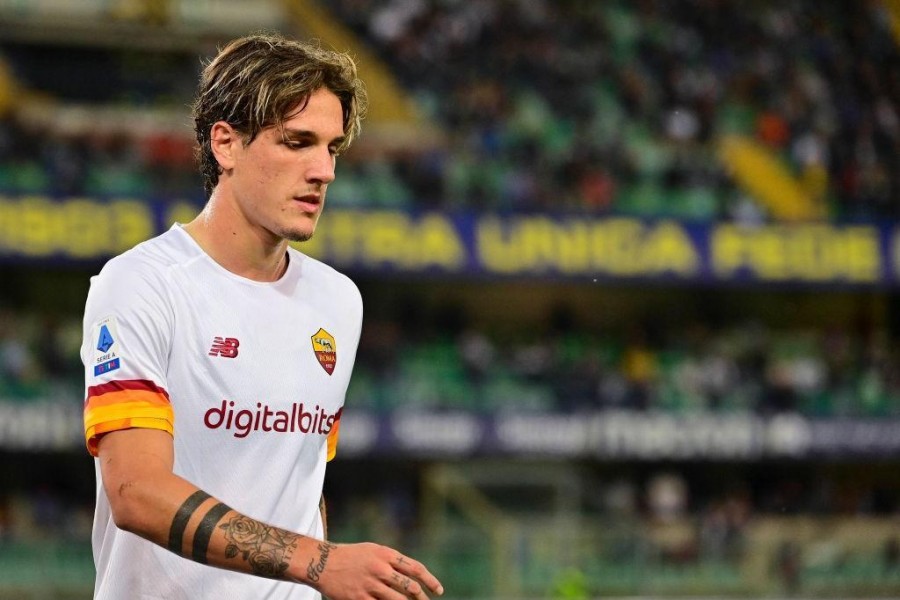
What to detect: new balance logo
<box><xmin>208</xmin><ymin>337</ymin><xmax>240</xmax><ymax>358</ymax></box>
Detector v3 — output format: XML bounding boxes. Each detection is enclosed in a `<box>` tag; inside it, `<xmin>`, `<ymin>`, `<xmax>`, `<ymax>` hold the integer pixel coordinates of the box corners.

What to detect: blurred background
<box><xmin>1</xmin><ymin>0</ymin><xmax>900</xmax><ymax>598</ymax></box>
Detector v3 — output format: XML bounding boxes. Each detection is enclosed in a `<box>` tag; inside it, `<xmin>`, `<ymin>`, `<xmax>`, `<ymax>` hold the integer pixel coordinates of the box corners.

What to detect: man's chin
<box><xmin>284</xmin><ymin>229</ymin><xmax>315</xmax><ymax>243</ymax></box>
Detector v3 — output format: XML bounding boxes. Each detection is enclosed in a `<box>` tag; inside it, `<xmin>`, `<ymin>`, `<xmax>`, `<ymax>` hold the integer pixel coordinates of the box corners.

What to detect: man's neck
<box><xmin>183</xmin><ymin>193</ymin><xmax>289</xmax><ymax>282</ymax></box>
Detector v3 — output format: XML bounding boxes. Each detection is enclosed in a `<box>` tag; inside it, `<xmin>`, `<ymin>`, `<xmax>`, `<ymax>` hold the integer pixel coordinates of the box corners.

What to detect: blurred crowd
<box><xmin>328</xmin><ymin>0</ymin><xmax>900</xmax><ymax>219</ymax></box>
<box><xmin>2</xmin><ymin>305</ymin><xmax>898</xmax><ymax>418</ymax></box>
<box><xmin>3</xmin><ymin>453</ymin><xmax>898</xmax><ymax>587</ymax></box>
<box><xmin>0</xmin><ymin>0</ymin><xmax>898</xmax><ymax>220</ymax></box>
<box><xmin>0</xmin><ymin>108</ymin><xmax>198</xmax><ymax>201</ymax></box>
<box><xmin>351</xmin><ymin>310</ymin><xmax>900</xmax><ymax>417</ymax></box>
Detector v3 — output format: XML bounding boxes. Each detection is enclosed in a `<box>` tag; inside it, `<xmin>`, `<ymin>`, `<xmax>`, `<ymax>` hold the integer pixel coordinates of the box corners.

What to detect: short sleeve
<box><xmin>326</xmin><ymin>276</ymin><xmax>362</xmax><ymax>462</ymax></box>
<box><xmin>81</xmin><ymin>257</ymin><xmax>175</xmax><ymax>456</ymax></box>
<box><xmin>326</xmin><ymin>408</ymin><xmax>343</xmax><ymax>462</ymax></box>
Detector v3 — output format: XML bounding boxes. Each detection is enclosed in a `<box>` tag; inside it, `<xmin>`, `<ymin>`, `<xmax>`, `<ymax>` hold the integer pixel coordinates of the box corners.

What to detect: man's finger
<box><xmin>388</xmin><ymin>572</ymin><xmax>429</xmax><ymax>600</ymax></box>
<box><xmin>378</xmin><ymin>585</ymin><xmax>410</xmax><ymax>600</ymax></box>
<box><xmin>393</xmin><ymin>555</ymin><xmax>444</xmax><ymax>596</ymax></box>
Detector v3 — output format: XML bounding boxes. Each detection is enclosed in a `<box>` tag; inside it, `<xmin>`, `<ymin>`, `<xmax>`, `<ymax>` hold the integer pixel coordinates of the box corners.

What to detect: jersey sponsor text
<box><xmin>204</xmin><ymin>399</ymin><xmax>339</xmax><ymax>439</ymax></box>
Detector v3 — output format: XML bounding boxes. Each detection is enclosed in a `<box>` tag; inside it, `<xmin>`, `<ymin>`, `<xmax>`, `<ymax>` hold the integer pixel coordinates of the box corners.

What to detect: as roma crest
<box><xmin>311</xmin><ymin>328</ymin><xmax>337</xmax><ymax>375</ymax></box>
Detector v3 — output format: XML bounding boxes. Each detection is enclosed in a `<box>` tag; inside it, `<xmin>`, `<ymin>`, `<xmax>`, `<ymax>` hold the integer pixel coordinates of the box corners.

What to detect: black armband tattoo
<box><xmin>192</xmin><ymin>502</ymin><xmax>232</xmax><ymax>563</ymax></box>
<box><xmin>168</xmin><ymin>490</ymin><xmax>212</xmax><ymax>555</ymax></box>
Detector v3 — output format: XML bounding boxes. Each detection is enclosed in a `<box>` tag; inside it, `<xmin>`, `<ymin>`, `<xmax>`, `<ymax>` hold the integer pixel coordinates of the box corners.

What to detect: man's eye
<box><xmin>283</xmin><ymin>137</ymin><xmax>315</xmax><ymax>149</ymax></box>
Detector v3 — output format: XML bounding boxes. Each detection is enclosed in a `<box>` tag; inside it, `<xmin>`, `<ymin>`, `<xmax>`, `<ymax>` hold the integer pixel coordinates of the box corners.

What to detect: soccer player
<box><xmin>80</xmin><ymin>34</ymin><xmax>444</xmax><ymax>599</ymax></box>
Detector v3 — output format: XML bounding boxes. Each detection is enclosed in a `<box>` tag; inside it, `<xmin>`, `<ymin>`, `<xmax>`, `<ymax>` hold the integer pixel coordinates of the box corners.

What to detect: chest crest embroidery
<box><xmin>310</xmin><ymin>328</ymin><xmax>337</xmax><ymax>376</ymax></box>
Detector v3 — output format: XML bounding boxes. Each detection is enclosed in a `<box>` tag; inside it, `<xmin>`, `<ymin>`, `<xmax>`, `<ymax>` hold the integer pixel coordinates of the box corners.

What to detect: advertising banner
<box><xmin>1</xmin><ymin>195</ymin><xmax>898</xmax><ymax>286</ymax></box>
<box><xmin>5</xmin><ymin>398</ymin><xmax>899</xmax><ymax>459</ymax></box>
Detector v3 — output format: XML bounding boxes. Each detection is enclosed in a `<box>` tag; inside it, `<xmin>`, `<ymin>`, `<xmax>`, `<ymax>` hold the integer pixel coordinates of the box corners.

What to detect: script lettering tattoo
<box><xmin>168</xmin><ymin>490</ymin><xmax>212</xmax><ymax>555</ymax></box>
<box><xmin>220</xmin><ymin>515</ymin><xmax>300</xmax><ymax>578</ymax></box>
<box><xmin>306</xmin><ymin>541</ymin><xmax>337</xmax><ymax>583</ymax></box>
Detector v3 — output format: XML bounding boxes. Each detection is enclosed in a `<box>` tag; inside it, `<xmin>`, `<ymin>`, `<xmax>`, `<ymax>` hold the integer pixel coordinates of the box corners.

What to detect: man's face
<box><xmin>228</xmin><ymin>87</ymin><xmax>345</xmax><ymax>243</ymax></box>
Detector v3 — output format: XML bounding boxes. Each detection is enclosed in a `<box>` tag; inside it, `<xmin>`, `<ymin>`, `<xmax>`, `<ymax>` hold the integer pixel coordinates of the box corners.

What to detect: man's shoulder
<box><xmin>290</xmin><ymin>248</ymin><xmax>362</xmax><ymax>303</ymax></box>
<box><xmin>85</xmin><ymin>228</ymin><xmax>196</xmax><ymax>317</ymax></box>
<box><xmin>291</xmin><ymin>248</ymin><xmax>357</xmax><ymax>285</ymax></box>
<box><xmin>98</xmin><ymin>227</ymin><xmax>198</xmax><ymax>283</ymax></box>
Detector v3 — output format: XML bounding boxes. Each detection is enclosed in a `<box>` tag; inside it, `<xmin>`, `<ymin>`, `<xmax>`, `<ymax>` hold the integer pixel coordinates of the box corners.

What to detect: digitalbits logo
<box><xmin>203</xmin><ymin>399</ymin><xmax>340</xmax><ymax>439</ymax></box>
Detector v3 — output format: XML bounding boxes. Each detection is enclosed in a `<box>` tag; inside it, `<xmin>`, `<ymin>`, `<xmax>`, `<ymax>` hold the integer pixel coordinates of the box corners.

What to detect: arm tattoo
<box><xmin>168</xmin><ymin>490</ymin><xmax>211</xmax><ymax>554</ymax></box>
<box><xmin>192</xmin><ymin>502</ymin><xmax>232</xmax><ymax>563</ymax></box>
<box><xmin>220</xmin><ymin>515</ymin><xmax>301</xmax><ymax>578</ymax></box>
<box><xmin>306</xmin><ymin>541</ymin><xmax>337</xmax><ymax>583</ymax></box>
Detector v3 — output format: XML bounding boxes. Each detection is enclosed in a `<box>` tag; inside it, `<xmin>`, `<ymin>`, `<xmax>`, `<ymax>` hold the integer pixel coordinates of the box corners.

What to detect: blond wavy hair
<box><xmin>192</xmin><ymin>33</ymin><xmax>368</xmax><ymax>197</ymax></box>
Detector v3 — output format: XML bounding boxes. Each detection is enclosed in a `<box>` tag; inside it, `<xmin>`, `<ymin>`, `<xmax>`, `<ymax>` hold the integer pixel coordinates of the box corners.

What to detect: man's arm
<box><xmin>99</xmin><ymin>428</ymin><xmax>442</xmax><ymax>599</ymax></box>
<box><xmin>319</xmin><ymin>494</ymin><xmax>327</xmax><ymax>540</ymax></box>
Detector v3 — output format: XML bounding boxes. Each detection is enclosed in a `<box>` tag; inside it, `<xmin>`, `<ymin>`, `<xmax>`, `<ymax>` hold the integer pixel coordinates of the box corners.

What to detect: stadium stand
<box><xmin>0</xmin><ymin>0</ymin><xmax>897</xmax><ymax>218</ymax></box>
<box><xmin>1</xmin><ymin>1</ymin><xmax>900</xmax><ymax>598</ymax></box>
<box><xmin>1</xmin><ymin>302</ymin><xmax>898</xmax><ymax>418</ymax></box>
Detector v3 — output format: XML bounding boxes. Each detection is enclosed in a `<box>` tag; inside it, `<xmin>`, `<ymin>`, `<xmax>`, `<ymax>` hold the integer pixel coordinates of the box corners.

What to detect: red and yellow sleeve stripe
<box><xmin>326</xmin><ymin>408</ymin><xmax>343</xmax><ymax>462</ymax></box>
<box><xmin>84</xmin><ymin>379</ymin><xmax>174</xmax><ymax>456</ymax></box>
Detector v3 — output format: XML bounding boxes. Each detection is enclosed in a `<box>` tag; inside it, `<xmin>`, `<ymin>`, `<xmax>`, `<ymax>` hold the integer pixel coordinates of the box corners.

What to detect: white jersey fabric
<box><xmin>81</xmin><ymin>225</ymin><xmax>362</xmax><ymax>600</ymax></box>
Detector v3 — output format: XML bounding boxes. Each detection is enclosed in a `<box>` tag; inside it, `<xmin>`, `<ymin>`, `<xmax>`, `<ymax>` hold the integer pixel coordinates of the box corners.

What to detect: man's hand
<box><xmin>297</xmin><ymin>540</ymin><xmax>444</xmax><ymax>600</ymax></box>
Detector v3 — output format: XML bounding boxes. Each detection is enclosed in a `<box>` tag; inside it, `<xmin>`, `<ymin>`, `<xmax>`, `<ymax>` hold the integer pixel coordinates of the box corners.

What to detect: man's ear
<box><xmin>210</xmin><ymin>121</ymin><xmax>239</xmax><ymax>171</ymax></box>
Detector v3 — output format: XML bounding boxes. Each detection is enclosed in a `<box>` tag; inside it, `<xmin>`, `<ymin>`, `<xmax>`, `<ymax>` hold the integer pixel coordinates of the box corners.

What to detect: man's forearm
<box><xmin>319</xmin><ymin>494</ymin><xmax>328</xmax><ymax>540</ymax></box>
<box><xmin>98</xmin><ymin>429</ymin><xmax>442</xmax><ymax>598</ymax></box>
<box><xmin>116</xmin><ymin>479</ymin><xmax>442</xmax><ymax>598</ymax></box>
<box><xmin>162</xmin><ymin>488</ymin><xmax>332</xmax><ymax>584</ymax></box>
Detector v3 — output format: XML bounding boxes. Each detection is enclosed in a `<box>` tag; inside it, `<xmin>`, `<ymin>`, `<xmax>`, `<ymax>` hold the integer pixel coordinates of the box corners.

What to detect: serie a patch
<box><xmin>92</xmin><ymin>316</ymin><xmax>123</xmax><ymax>376</ymax></box>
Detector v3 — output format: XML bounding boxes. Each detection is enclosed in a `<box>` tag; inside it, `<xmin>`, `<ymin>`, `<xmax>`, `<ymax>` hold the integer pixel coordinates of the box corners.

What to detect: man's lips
<box><xmin>293</xmin><ymin>194</ymin><xmax>321</xmax><ymax>211</ymax></box>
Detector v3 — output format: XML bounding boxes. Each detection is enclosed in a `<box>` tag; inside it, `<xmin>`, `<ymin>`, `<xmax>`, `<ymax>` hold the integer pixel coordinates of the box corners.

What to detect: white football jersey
<box><xmin>81</xmin><ymin>225</ymin><xmax>362</xmax><ymax>599</ymax></box>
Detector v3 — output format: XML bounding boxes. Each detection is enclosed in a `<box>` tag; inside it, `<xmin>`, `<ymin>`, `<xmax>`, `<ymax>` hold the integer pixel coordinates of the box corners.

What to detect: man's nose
<box><xmin>307</xmin><ymin>148</ymin><xmax>336</xmax><ymax>184</ymax></box>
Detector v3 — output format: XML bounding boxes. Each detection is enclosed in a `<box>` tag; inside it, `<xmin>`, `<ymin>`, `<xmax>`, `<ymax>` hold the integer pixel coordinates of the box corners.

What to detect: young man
<box><xmin>81</xmin><ymin>34</ymin><xmax>443</xmax><ymax>599</ymax></box>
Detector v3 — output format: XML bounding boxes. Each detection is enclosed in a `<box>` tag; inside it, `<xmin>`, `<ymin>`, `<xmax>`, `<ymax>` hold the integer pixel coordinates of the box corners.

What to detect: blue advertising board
<box><xmin>0</xmin><ymin>195</ymin><xmax>897</xmax><ymax>286</ymax></box>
